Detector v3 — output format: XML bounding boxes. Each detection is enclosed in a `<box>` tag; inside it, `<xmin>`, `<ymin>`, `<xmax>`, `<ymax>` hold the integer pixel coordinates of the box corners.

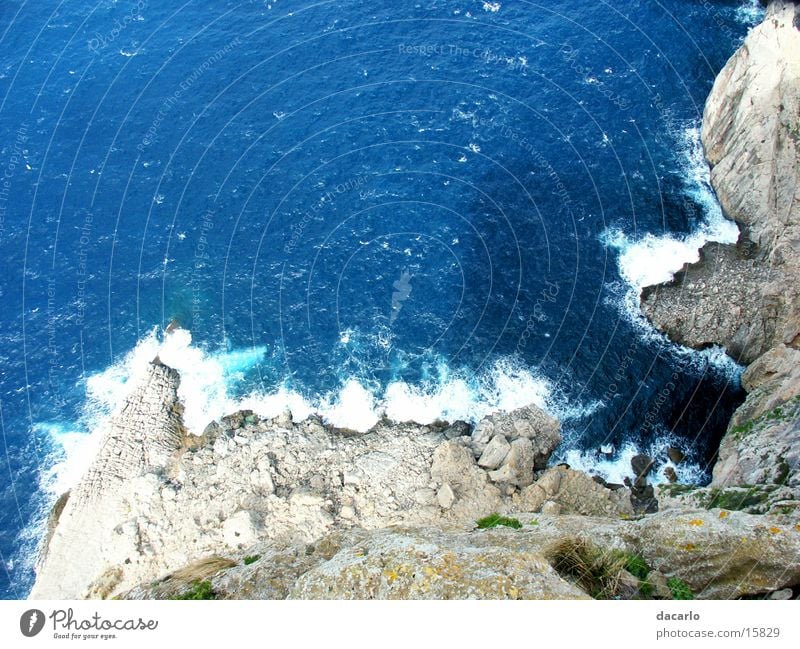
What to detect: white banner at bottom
<box><xmin>0</xmin><ymin>600</ymin><xmax>796</xmax><ymax>648</ymax></box>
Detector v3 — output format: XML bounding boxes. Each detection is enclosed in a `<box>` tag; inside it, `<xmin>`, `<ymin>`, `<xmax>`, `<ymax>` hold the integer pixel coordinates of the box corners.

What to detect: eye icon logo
<box><xmin>20</xmin><ymin>609</ymin><xmax>45</xmax><ymax>637</ymax></box>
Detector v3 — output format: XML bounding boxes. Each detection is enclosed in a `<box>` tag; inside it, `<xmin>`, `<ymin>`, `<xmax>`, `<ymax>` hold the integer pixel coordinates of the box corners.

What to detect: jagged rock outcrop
<box><xmin>642</xmin><ymin>1</ymin><xmax>800</xmax><ymax>490</ymax></box>
<box><xmin>31</xmin><ymin>355</ymin><xmax>570</xmax><ymax>600</ymax></box>
<box><xmin>641</xmin><ymin>242</ymin><xmax>779</xmax><ymax>364</ymax></box>
<box><xmin>706</xmin><ymin>1</ymin><xmax>800</xmax><ymax>263</ymax></box>
<box><xmin>31</xmin><ymin>360</ymin><xmax>186</xmax><ymax>599</ymax></box>
<box><xmin>470</xmin><ymin>404</ymin><xmax>561</xmax><ymax>468</ymax></box>
<box><xmin>643</xmin><ymin>1</ymin><xmax>800</xmax><ymax>362</ymax></box>
<box><xmin>123</xmin><ymin>509</ymin><xmax>800</xmax><ymax>601</ymax></box>
<box><xmin>513</xmin><ymin>466</ymin><xmax>634</xmax><ymax>517</ymax></box>
<box><xmin>657</xmin><ymin>482</ymin><xmax>800</xmax><ymax>516</ymax></box>
<box><xmin>32</xmin><ymin>349</ymin><xmax>800</xmax><ymax>600</ymax></box>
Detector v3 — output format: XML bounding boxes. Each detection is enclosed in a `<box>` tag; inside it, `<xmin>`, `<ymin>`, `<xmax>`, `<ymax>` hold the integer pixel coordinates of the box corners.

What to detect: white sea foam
<box><xmin>602</xmin><ymin>125</ymin><xmax>742</xmax><ymax>375</ymax></box>
<box><xmin>46</xmin><ymin>328</ymin><xmax>268</xmax><ymax>494</ymax></box>
<box><xmin>319</xmin><ymin>380</ymin><xmax>381</xmax><ymax>431</ymax></box>
<box><xmin>559</xmin><ymin>433</ymin><xmax>707</xmax><ymax>486</ymax></box>
<box><xmin>38</xmin><ymin>422</ymin><xmax>104</xmax><ymax>497</ymax></box>
<box><xmin>46</xmin><ymin>330</ymin><xmax>554</xmax><ymax>494</ymax></box>
<box><xmin>603</xmin><ymin>125</ymin><xmax>739</xmax><ymax>292</ymax></box>
<box><xmin>735</xmin><ymin>0</ymin><xmax>765</xmax><ymax>27</ymax></box>
<box><xmin>383</xmin><ymin>359</ymin><xmax>550</xmax><ymax>425</ymax></box>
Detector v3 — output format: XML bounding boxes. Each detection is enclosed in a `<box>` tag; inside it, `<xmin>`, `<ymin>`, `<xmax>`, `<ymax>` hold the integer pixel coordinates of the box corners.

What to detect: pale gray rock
<box><xmin>704</xmin><ymin>1</ymin><xmax>800</xmax><ymax>271</ymax></box>
<box><xmin>471</xmin><ymin>405</ymin><xmax>561</xmax><ymax>469</ymax></box>
<box><xmin>125</xmin><ymin>509</ymin><xmax>800</xmax><ymax>600</ymax></box>
<box><xmin>641</xmin><ymin>243</ymin><xmax>780</xmax><ymax>364</ymax></box>
<box><xmin>33</xmin><ymin>355</ymin><xmax>564</xmax><ymax>599</ymax></box>
<box><xmin>492</xmin><ymin>438</ymin><xmax>536</xmax><ymax>487</ymax></box>
<box><xmin>31</xmin><ymin>360</ymin><xmax>186</xmax><ymax>599</ymax></box>
<box><xmin>768</xmin><ymin>588</ymin><xmax>793</xmax><ymax>600</ymax></box>
<box><xmin>288</xmin><ymin>527</ymin><xmax>589</xmax><ymax>600</ymax></box>
<box><xmin>656</xmin><ymin>483</ymin><xmax>800</xmax><ymax>514</ymax></box>
<box><xmin>642</xmin><ymin>1</ymin><xmax>800</xmax><ymax>361</ymax></box>
<box><xmin>436</xmin><ymin>483</ymin><xmax>455</xmax><ymax>509</ymax></box>
<box><xmin>513</xmin><ymin>466</ymin><xmax>634</xmax><ymax>517</ymax></box>
<box><xmin>477</xmin><ymin>434</ymin><xmax>511</xmax><ymax>469</ymax></box>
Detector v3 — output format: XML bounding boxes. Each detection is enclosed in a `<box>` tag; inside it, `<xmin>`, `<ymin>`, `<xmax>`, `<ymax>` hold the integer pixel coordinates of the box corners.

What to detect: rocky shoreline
<box><xmin>30</xmin><ymin>1</ymin><xmax>800</xmax><ymax>600</ymax></box>
<box><xmin>29</xmin><ymin>357</ymin><xmax>800</xmax><ymax>600</ymax></box>
<box><xmin>642</xmin><ymin>0</ymin><xmax>800</xmax><ymax>494</ymax></box>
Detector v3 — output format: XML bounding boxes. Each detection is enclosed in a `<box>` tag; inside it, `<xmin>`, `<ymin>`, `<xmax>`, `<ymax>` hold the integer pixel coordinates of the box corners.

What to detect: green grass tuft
<box><xmin>620</xmin><ymin>553</ymin><xmax>649</xmax><ymax>581</ymax></box>
<box><xmin>546</xmin><ymin>539</ymin><xmax>629</xmax><ymax>599</ymax></box>
<box><xmin>704</xmin><ymin>486</ymin><xmax>775</xmax><ymax>511</ymax></box>
<box><xmin>243</xmin><ymin>555</ymin><xmax>261</xmax><ymax>566</ymax></box>
<box><xmin>171</xmin><ymin>580</ymin><xmax>216</xmax><ymax>600</ymax></box>
<box><xmin>476</xmin><ymin>513</ymin><xmax>523</xmax><ymax>530</ymax></box>
<box><xmin>638</xmin><ymin>580</ymin><xmax>654</xmax><ymax>597</ymax></box>
<box><xmin>667</xmin><ymin>577</ymin><xmax>694</xmax><ymax>600</ymax></box>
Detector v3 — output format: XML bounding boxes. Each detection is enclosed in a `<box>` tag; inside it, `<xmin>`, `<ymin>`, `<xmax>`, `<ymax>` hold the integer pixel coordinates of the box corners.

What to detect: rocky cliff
<box><xmin>36</xmin><ymin>354</ymin><xmax>631</xmax><ymax>599</ymax></box>
<box><xmin>642</xmin><ymin>0</ymin><xmax>800</xmax><ymax>491</ymax></box>
<box><xmin>30</xmin><ymin>350</ymin><xmax>800</xmax><ymax>600</ymax></box>
<box><xmin>121</xmin><ymin>510</ymin><xmax>800</xmax><ymax>601</ymax></box>
<box><xmin>31</xmin><ymin>359</ymin><xmax>186</xmax><ymax>599</ymax></box>
<box><xmin>30</xmin><ymin>2</ymin><xmax>800</xmax><ymax>601</ymax></box>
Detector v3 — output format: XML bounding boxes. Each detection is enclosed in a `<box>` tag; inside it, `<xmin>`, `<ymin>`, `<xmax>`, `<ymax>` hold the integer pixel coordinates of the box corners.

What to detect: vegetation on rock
<box><xmin>475</xmin><ymin>513</ymin><xmax>523</xmax><ymax>530</ymax></box>
<box><xmin>170</xmin><ymin>580</ymin><xmax>216</xmax><ymax>600</ymax></box>
<box><xmin>546</xmin><ymin>538</ymin><xmax>630</xmax><ymax>599</ymax></box>
<box><xmin>667</xmin><ymin>577</ymin><xmax>694</xmax><ymax>600</ymax></box>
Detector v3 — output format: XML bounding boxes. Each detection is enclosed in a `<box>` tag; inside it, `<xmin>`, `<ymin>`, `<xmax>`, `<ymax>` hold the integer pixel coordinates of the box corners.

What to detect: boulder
<box><xmin>768</xmin><ymin>589</ymin><xmax>793</xmax><ymax>601</ymax></box>
<box><xmin>471</xmin><ymin>404</ymin><xmax>561</xmax><ymax>468</ymax></box>
<box><xmin>631</xmin><ymin>454</ymin><xmax>655</xmax><ymax>479</ymax></box>
<box><xmin>501</xmin><ymin>438</ymin><xmax>536</xmax><ymax>487</ymax></box>
<box><xmin>436</xmin><ymin>483</ymin><xmax>455</xmax><ymax>509</ymax></box>
<box><xmin>667</xmin><ymin>448</ymin><xmax>685</xmax><ymax>464</ymax></box>
<box><xmin>514</xmin><ymin>466</ymin><xmax>634</xmax><ymax>517</ymax></box>
<box><xmin>478</xmin><ymin>435</ymin><xmax>511</xmax><ymax>470</ymax></box>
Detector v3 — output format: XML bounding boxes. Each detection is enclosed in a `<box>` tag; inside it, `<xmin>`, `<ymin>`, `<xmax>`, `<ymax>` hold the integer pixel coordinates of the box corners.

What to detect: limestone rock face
<box><xmin>711</xmin><ymin>340</ymin><xmax>800</xmax><ymax>489</ymax></box>
<box><xmin>477</xmin><ymin>434</ymin><xmax>511</xmax><ymax>469</ymax></box>
<box><xmin>641</xmin><ymin>243</ymin><xmax>779</xmax><ymax>364</ymax></box>
<box><xmin>657</xmin><ymin>482</ymin><xmax>800</xmax><ymax>515</ymax></box>
<box><xmin>31</xmin><ymin>360</ymin><xmax>563</xmax><ymax>599</ymax></box>
<box><xmin>642</xmin><ymin>1</ymin><xmax>800</xmax><ymax>359</ymax></box>
<box><xmin>632</xmin><ymin>509</ymin><xmax>800</xmax><ymax>599</ymax></box>
<box><xmin>123</xmin><ymin>509</ymin><xmax>800</xmax><ymax>601</ymax></box>
<box><xmin>470</xmin><ymin>404</ymin><xmax>561</xmax><ymax>468</ymax></box>
<box><xmin>514</xmin><ymin>466</ymin><xmax>634</xmax><ymax>517</ymax></box>
<box><xmin>288</xmin><ymin>527</ymin><xmax>589</xmax><ymax>600</ymax></box>
<box><xmin>31</xmin><ymin>360</ymin><xmax>186</xmax><ymax>599</ymax></box>
<box><xmin>713</xmin><ymin>390</ymin><xmax>800</xmax><ymax>488</ymax></box>
<box><xmin>704</xmin><ymin>0</ymin><xmax>800</xmax><ymax>266</ymax></box>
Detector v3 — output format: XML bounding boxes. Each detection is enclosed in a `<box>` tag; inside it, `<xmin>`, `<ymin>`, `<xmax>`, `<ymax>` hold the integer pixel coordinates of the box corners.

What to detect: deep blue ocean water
<box><xmin>0</xmin><ymin>0</ymin><xmax>764</xmax><ymax>598</ymax></box>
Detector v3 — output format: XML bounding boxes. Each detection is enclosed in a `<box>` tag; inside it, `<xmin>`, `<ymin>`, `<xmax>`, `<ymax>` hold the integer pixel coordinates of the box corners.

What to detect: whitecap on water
<box><xmin>602</xmin><ymin>125</ymin><xmax>739</xmax><ymax>293</ymax></box>
<box><xmin>47</xmin><ymin>328</ymin><xmax>268</xmax><ymax>493</ymax></box>
<box><xmin>558</xmin><ymin>433</ymin><xmax>707</xmax><ymax>486</ymax></box>
<box><xmin>601</xmin><ymin>124</ymin><xmax>742</xmax><ymax>374</ymax></box>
